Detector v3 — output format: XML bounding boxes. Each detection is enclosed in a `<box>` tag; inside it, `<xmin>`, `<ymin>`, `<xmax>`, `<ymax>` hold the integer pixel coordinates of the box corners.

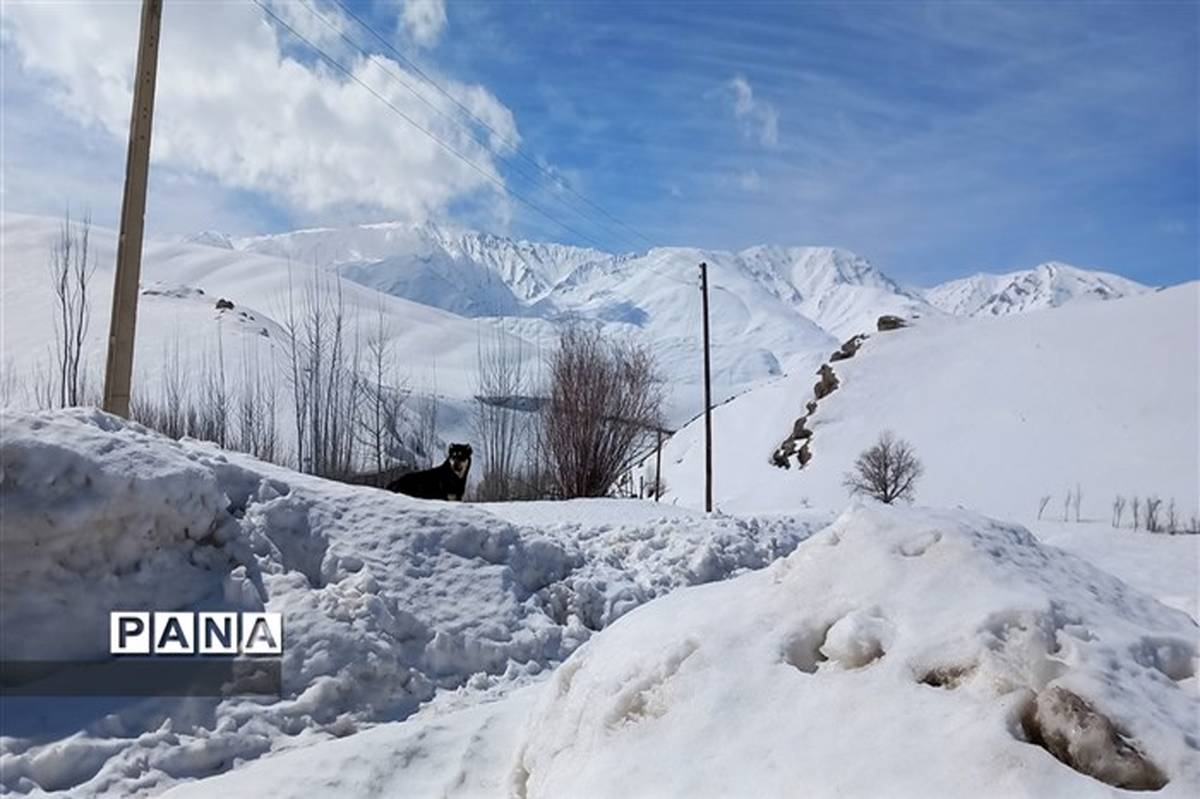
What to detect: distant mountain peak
<box><xmin>925</xmin><ymin>261</ymin><xmax>1149</xmax><ymax>317</ymax></box>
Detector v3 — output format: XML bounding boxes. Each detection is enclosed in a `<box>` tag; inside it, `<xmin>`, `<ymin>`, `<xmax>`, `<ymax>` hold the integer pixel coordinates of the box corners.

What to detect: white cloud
<box><xmin>724</xmin><ymin>75</ymin><xmax>778</xmax><ymax>148</ymax></box>
<box><xmin>1</xmin><ymin>0</ymin><xmax>513</xmax><ymax>227</ymax></box>
<box><xmin>402</xmin><ymin>0</ymin><xmax>448</xmax><ymax>48</ymax></box>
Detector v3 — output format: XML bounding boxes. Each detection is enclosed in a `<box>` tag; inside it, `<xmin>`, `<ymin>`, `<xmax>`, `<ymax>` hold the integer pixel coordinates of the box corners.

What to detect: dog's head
<box><xmin>447</xmin><ymin>443</ymin><xmax>472</xmax><ymax>478</ymax></box>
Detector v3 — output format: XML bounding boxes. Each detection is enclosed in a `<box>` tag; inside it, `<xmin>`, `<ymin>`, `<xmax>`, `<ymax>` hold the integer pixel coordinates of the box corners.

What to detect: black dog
<box><xmin>387</xmin><ymin>444</ymin><xmax>472</xmax><ymax>501</ymax></box>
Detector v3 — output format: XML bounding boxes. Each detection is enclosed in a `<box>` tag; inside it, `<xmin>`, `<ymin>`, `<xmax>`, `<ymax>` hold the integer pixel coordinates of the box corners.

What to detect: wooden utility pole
<box><xmin>699</xmin><ymin>262</ymin><xmax>713</xmax><ymax>512</ymax></box>
<box><xmin>102</xmin><ymin>0</ymin><xmax>163</xmax><ymax>417</ymax></box>
<box><xmin>654</xmin><ymin>427</ymin><xmax>663</xmax><ymax>502</ymax></box>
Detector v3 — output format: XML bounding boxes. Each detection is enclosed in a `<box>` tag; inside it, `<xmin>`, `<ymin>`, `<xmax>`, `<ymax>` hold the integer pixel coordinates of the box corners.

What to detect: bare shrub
<box><xmin>842</xmin><ymin>431</ymin><xmax>923</xmax><ymax>505</ymax></box>
<box><xmin>539</xmin><ymin>327</ymin><xmax>664</xmax><ymax>499</ymax></box>
<box><xmin>48</xmin><ymin>208</ymin><xmax>95</xmax><ymax>407</ymax></box>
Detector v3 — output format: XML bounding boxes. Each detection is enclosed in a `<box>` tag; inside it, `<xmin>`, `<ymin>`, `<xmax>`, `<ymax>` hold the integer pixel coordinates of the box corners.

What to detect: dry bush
<box><xmin>842</xmin><ymin>431</ymin><xmax>923</xmax><ymax>504</ymax></box>
<box><xmin>539</xmin><ymin>327</ymin><xmax>663</xmax><ymax>499</ymax></box>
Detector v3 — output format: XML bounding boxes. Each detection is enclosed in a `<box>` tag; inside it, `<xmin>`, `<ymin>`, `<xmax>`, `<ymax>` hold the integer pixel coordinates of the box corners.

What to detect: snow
<box><xmin>926</xmin><ymin>262</ymin><xmax>1150</xmax><ymax>317</ymax></box>
<box><xmin>3</xmin><ymin>210</ymin><xmax>1192</xmax><ymax>798</ymax></box>
<box><xmin>0</xmin><ymin>408</ymin><xmax>817</xmax><ymax>796</ymax></box>
<box><xmin>660</xmin><ymin>283</ymin><xmax>1200</xmax><ymax>524</ymax></box>
<box><xmin>514</xmin><ymin>504</ymin><xmax>1199</xmax><ymax>797</ymax></box>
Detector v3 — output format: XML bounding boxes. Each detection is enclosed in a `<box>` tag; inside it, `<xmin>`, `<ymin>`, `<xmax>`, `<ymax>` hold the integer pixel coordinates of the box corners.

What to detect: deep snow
<box><xmin>0</xmin><ymin>408</ymin><xmax>816</xmax><ymax>796</ymax></box>
<box><xmin>148</xmin><ymin>505</ymin><xmax>1199</xmax><ymax>799</ymax></box>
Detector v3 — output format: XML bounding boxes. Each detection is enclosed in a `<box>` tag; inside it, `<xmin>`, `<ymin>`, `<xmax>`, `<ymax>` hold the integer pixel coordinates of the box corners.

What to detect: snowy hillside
<box><xmin>658</xmin><ymin>283</ymin><xmax>1200</xmax><ymax>523</ymax></box>
<box><xmin>926</xmin><ymin>262</ymin><xmax>1150</xmax><ymax>316</ymax></box>
<box><xmin>0</xmin><ymin>408</ymin><xmax>818</xmax><ymax>796</ymax></box>
<box><xmin>0</xmin><ymin>213</ymin><xmax>528</xmax><ymax>411</ymax></box>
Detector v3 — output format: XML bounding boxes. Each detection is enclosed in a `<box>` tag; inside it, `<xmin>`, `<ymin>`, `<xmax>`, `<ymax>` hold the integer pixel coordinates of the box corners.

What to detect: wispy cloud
<box><xmin>401</xmin><ymin>0</ymin><xmax>448</xmax><ymax>48</ymax></box>
<box><xmin>721</xmin><ymin>75</ymin><xmax>778</xmax><ymax>148</ymax></box>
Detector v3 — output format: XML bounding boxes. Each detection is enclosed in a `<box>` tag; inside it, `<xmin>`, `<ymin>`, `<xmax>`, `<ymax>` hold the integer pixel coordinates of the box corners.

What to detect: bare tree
<box><xmin>0</xmin><ymin>356</ymin><xmax>24</xmax><ymax>407</ymax></box>
<box><xmin>1166</xmin><ymin>498</ymin><xmax>1178</xmax><ymax>534</ymax></box>
<box><xmin>1145</xmin><ymin>496</ymin><xmax>1162</xmax><ymax>533</ymax></box>
<box><xmin>1037</xmin><ymin>495</ymin><xmax>1052</xmax><ymax>521</ymax></box>
<box><xmin>1131</xmin><ymin>496</ymin><xmax>1141</xmax><ymax>530</ymax></box>
<box><xmin>539</xmin><ymin>327</ymin><xmax>664</xmax><ymax>499</ymax></box>
<box><xmin>235</xmin><ymin>337</ymin><xmax>280</xmax><ymax>463</ymax></box>
<box><xmin>1063</xmin><ymin>489</ymin><xmax>1072</xmax><ymax>522</ymax></box>
<box><xmin>356</xmin><ymin>302</ymin><xmax>408</xmax><ymax>476</ymax></box>
<box><xmin>280</xmin><ymin>266</ymin><xmax>362</xmax><ymax>477</ymax></box>
<box><xmin>413</xmin><ymin>368</ymin><xmax>441</xmax><ymax>468</ymax></box>
<box><xmin>1111</xmin><ymin>496</ymin><xmax>1126</xmax><ymax>528</ymax></box>
<box><xmin>473</xmin><ymin>330</ymin><xmax>529</xmax><ymax>500</ymax></box>
<box><xmin>1073</xmin><ymin>483</ymin><xmax>1082</xmax><ymax>523</ymax></box>
<box><xmin>48</xmin><ymin>208</ymin><xmax>95</xmax><ymax>407</ymax></box>
<box><xmin>842</xmin><ymin>431</ymin><xmax>924</xmax><ymax>504</ymax></box>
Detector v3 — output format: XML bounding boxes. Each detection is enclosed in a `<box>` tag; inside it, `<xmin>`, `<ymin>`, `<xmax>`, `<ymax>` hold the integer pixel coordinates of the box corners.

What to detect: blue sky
<box><xmin>2</xmin><ymin>0</ymin><xmax>1197</xmax><ymax>286</ymax></box>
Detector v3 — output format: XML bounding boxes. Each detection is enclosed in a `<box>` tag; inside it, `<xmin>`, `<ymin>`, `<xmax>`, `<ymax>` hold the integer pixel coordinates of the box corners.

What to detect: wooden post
<box><xmin>654</xmin><ymin>427</ymin><xmax>663</xmax><ymax>502</ymax></box>
<box><xmin>699</xmin><ymin>262</ymin><xmax>713</xmax><ymax>513</ymax></box>
<box><xmin>102</xmin><ymin>0</ymin><xmax>163</xmax><ymax>417</ymax></box>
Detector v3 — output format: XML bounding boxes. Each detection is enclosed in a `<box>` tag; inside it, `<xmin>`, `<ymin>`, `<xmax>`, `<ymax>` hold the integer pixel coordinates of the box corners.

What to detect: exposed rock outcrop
<box><xmin>877</xmin><ymin>314</ymin><xmax>908</xmax><ymax>331</ymax></box>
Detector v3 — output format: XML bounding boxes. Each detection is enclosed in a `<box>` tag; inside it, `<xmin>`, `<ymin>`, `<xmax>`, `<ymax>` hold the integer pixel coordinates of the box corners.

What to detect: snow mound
<box><xmin>514</xmin><ymin>504</ymin><xmax>1199</xmax><ymax>797</ymax></box>
<box><xmin>0</xmin><ymin>409</ymin><xmax>816</xmax><ymax>796</ymax></box>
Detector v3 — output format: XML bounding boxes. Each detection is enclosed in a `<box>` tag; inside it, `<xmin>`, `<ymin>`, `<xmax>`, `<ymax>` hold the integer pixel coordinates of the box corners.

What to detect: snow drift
<box><xmin>0</xmin><ymin>408</ymin><xmax>816</xmax><ymax>796</ymax></box>
<box><xmin>514</xmin><ymin>504</ymin><xmax>1200</xmax><ymax>797</ymax></box>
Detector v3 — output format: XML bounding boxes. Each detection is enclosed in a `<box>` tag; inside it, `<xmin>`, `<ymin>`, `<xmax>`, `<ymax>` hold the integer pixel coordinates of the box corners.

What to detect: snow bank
<box><xmin>0</xmin><ymin>409</ymin><xmax>816</xmax><ymax>796</ymax></box>
<box><xmin>514</xmin><ymin>504</ymin><xmax>1199</xmax><ymax>797</ymax></box>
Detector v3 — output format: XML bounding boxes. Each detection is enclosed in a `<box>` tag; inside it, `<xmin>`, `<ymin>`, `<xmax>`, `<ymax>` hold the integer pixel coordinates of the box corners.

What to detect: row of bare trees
<box><xmin>1112</xmin><ymin>495</ymin><xmax>1199</xmax><ymax>534</ymax></box>
<box><xmin>24</xmin><ymin>209</ymin><xmax>663</xmax><ymax>496</ymax></box>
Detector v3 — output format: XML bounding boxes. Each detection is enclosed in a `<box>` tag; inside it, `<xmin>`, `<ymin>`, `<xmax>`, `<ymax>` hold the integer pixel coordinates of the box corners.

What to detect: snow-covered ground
<box><xmin>161</xmin><ymin>505</ymin><xmax>1200</xmax><ymax>798</ymax></box>
<box><xmin>0</xmin><ymin>408</ymin><xmax>817</xmax><ymax>796</ymax></box>
<box><xmin>659</xmin><ymin>283</ymin><xmax>1200</xmax><ymax>524</ymax></box>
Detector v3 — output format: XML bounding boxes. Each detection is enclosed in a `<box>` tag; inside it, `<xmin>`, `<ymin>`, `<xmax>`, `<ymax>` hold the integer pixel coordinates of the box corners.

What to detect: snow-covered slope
<box><xmin>515</xmin><ymin>504</ymin><xmax>1199</xmax><ymax>797</ymax></box>
<box><xmin>659</xmin><ymin>283</ymin><xmax>1200</xmax><ymax>521</ymax></box>
<box><xmin>0</xmin><ymin>408</ymin><xmax>818</xmax><ymax>796</ymax></box>
<box><xmin>927</xmin><ymin>262</ymin><xmax>1150</xmax><ymax>317</ymax></box>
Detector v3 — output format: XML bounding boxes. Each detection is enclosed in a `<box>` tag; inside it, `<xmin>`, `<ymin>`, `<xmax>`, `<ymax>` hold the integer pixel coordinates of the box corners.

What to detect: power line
<box><xmin>291</xmin><ymin>0</ymin><xmax>645</xmax><ymax>254</ymax></box>
<box><xmin>328</xmin><ymin>0</ymin><xmax>656</xmax><ymax>249</ymax></box>
<box><xmin>249</xmin><ymin>0</ymin><xmax>618</xmax><ymax>254</ymax></box>
<box><xmin>252</xmin><ymin>0</ymin><xmax>692</xmax><ymax>288</ymax></box>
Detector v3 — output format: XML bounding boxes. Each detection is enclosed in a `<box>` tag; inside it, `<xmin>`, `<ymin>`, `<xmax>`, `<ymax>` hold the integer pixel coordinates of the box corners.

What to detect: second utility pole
<box><xmin>699</xmin><ymin>262</ymin><xmax>713</xmax><ymax>513</ymax></box>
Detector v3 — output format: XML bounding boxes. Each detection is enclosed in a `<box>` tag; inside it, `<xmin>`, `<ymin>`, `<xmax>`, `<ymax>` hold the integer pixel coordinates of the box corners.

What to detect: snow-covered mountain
<box><xmin>223</xmin><ymin>221</ymin><xmax>935</xmax><ymax>340</ymax></box>
<box><xmin>4</xmin><ymin>211</ymin><xmax>1159</xmax><ymax>448</ymax></box>
<box><xmin>925</xmin><ymin>262</ymin><xmax>1150</xmax><ymax>317</ymax></box>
